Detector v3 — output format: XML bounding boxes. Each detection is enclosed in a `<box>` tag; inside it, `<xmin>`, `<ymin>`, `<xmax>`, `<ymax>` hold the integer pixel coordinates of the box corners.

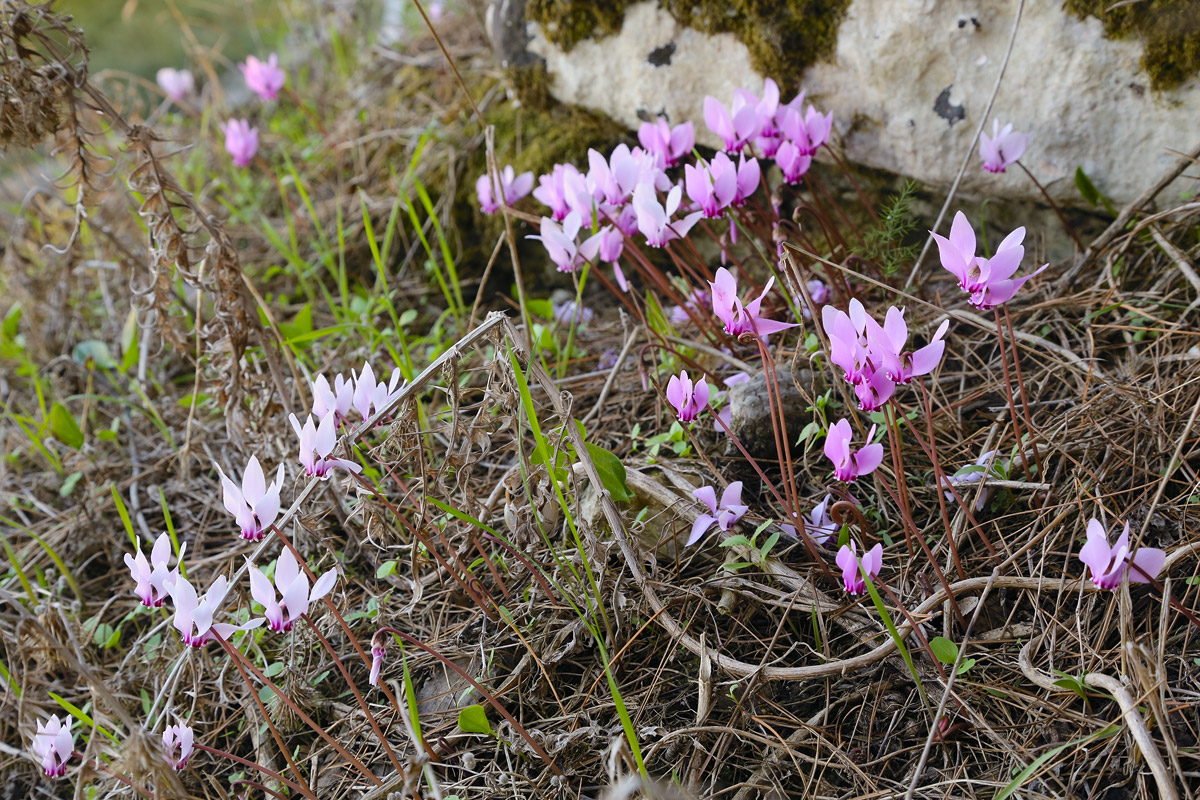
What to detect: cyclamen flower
<box><xmin>588</xmin><ymin>144</ymin><xmax>663</xmax><ymax>206</ymax></box>
<box><xmin>312</xmin><ymin>373</ymin><xmax>354</xmax><ymax>423</ymax></box>
<box><xmin>865</xmin><ymin>307</ymin><xmax>951</xmax><ymax>384</ymax></box>
<box><xmin>688</xmin><ymin>482</ymin><xmax>749</xmax><ymax>545</ymax></box>
<box><xmin>774</xmin><ymin>140</ymin><xmax>812</xmax><ymax>185</ymax></box>
<box><xmin>288</xmin><ymin>411</ymin><xmax>363</xmax><ymax>479</ymax></box>
<box><xmin>369</xmin><ymin>632</ymin><xmax>386</xmax><ymax>687</ymax></box>
<box><xmin>632</xmin><ymin>182</ymin><xmax>702</xmax><ymax>248</ymax></box>
<box><xmin>731</xmin><ymin>153</ymin><xmax>761</xmax><ymax>206</ymax></box>
<box><xmin>240</xmin><ymin>53</ymin><xmax>285</xmax><ymax>101</ymax></box>
<box><xmin>529</xmin><ymin>212</ymin><xmax>603</xmax><ymax>273</ymax></box>
<box><xmin>353</xmin><ymin>362</ymin><xmax>405</xmax><ymax>422</ymax></box>
<box><xmin>710</xmin><ymin>267</ymin><xmax>798</xmax><ymax>340</ymax></box>
<box><xmin>32</xmin><ymin>715</ymin><xmax>73</xmax><ymax>777</ymax></box>
<box><xmin>552</xmin><ymin>299</ymin><xmax>594</xmax><ymax>326</ymax></box>
<box><xmin>666</xmin><ymin>370</ymin><xmax>709</xmax><ymax>422</ymax></box>
<box><xmin>215</xmin><ymin>455</ymin><xmax>285</xmax><ymax>542</ymax></box>
<box><xmin>941</xmin><ymin>449</ymin><xmax>1000</xmax><ymax>511</ymax></box>
<box><xmin>475</xmin><ymin>165</ymin><xmax>534</xmax><ymax>214</ymax></box>
<box><xmin>931</xmin><ymin>211</ymin><xmax>1047</xmax><ymax>310</ymax></box>
<box><xmin>221</xmin><ymin>119</ymin><xmax>258</xmax><ymax>167</ymax></box>
<box><xmin>248</xmin><ymin>548</ymin><xmax>337</xmax><ymax>633</ymax></box>
<box><xmin>852</xmin><ymin>366</ymin><xmax>896</xmax><ymax>412</ymax></box>
<box><xmin>781</xmin><ymin>494</ymin><xmax>841</xmax><ymax>545</ymax></box>
<box><xmin>684</xmin><ymin>155</ymin><xmax>738</xmax><ymax>218</ymax></box>
<box><xmin>979</xmin><ymin>120</ymin><xmax>1031</xmax><ymax>173</ymax></box>
<box><xmin>156</xmin><ymin>68</ymin><xmax>194</xmax><ymax>102</ymax></box>
<box><xmin>162</xmin><ymin>723</ymin><xmax>194</xmax><ymax>770</ymax></box>
<box><xmin>597</xmin><ymin>225</ymin><xmax>624</xmax><ymax>264</ymax></box>
<box><xmin>822</xmin><ymin>300</ymin><xmax>873</xmax><ymax>385</ymax></box>
<box><xmin>824</xmin><ymin>419</ymin><xmax>883</xmax><ymax>483</ymax></box>
<box><xmin>533</xmin><ymin>163</ymin><xmax>589</xmax><ymax>221</ymax></box>
<box><xmin>1078</xmin><ymin>519</ymin><xmax>1165</xmax><ymax>591</ymax></box>
<box><xmin>704</xmin><ymin>92</ymin><xmax>761</xmax><ymax>153</ymax></box>
<box><xmin>166</xmin><ymin>574</ymin><xmax>263</xmax><ymax>648</ymax></box>
<box><xmin>836</xmin><ymin>541</ymin><xmax>883</xmax><ymax>595</ymax></box>
<box><xmin>638</xmin><ymin>117</ymin><xmax>694</xmax><ymax>168</ymax></box>
<box><xmin>124</xmin><ymin>531</ymin><xmax>181</xmax><ymax>607</ymax></box>
<box><xmin>779</xmin><ymin>103</ymin><xmax>834</xmax><ymax>156</ymax></box>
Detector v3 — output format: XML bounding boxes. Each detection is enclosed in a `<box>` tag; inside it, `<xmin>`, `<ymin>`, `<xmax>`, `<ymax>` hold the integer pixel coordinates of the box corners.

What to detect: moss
<box><xmin>527</xmin><ymin>0</ymin><xmax>850</xmax><ymax>87</ymax></box>
<box><xmin>526</xmin><ymin>0</ymin><xmax>634</xmax><ymax>52</ymax></box>
<box><xmin>505</xmin><ymin>61</ymin><xmax>552</xmax><ymax>111</ymax></box>
<box><xmin>1065</xmin><ymin>0</ymin><xmax>1200</xmax><ymax>91</ymax></box>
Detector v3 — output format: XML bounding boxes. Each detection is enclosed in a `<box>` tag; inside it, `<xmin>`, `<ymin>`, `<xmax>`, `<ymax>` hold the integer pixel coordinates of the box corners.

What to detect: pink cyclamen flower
<box><xmin>533</xmin><ymin>163</ymin><xmax>588</xmax><ymax>221</ymax></box>
<box><xmin>941</xmin><ymin>449</ymin><xmax>1000</xmax><ymax>511</ymax></box>
<box><xmin>779</xmin><ymin>103</ymin><xmax>833</xmax><ymax>156</ymax></box>
<box><xmin>666</xmin><ymin>370</ymin><xmax>709</xmax><ymax>422</ymax></box>
<box><xmin>239</xmin><ymin>53</ymin><xmax>286</xmax><ymax>101</ymax></box>
<box><xmin>369</xmin><ymin>631</ymin><xmax>386</xmax><ymax>687</ymax></box>
<box><xmin>709</xmin><ymin>266</ymin><xmax>798</xmax><ymax>340</ymax></box>
<box><xmin>979</xmin><ymin>120</ymin><xmax>1031</xmax><ymax>173</ymax></box>
<box><xmin>684</xmin><ymin>154</ymin><xmax>738</xmax><ymax>218</ymax></box>
<box><xmin>288</xmin><ymin>411</ymin><xmax>363</xmax><ymax>479</ymax></box>
<box><xmin>312</xmin><ymin>373</ymin><xmax>354</xmax><ymax>423</ymax></box>
<box><xmin>166</xmin><ymin>574</ymin><xmax>263</xmax><ymax>648</ymax></box>
<box><xmin>688</xmin><ymin>482</ymin><xmax>749</xmax><ymax>545</ymax></box>
<box><xmin>704</xmin><ymin>92</ymin><xmax>761</xmax><ymax>153</ymax></box>
<box><xmin>781</xmin><ymin>494</ymin><xmax>840</xmax><ymax>545</ymax></box>
<box><xmin>33</xmin><ymin>714</ymin><xmax>73</xmax><ymax>777</ymax></box>
<box><xmin>529</xmin><ymin>212</ymin><xmax>603</xmax><ymax>273</ymax></box>
<box><xmin>852</xmin><ymin>365</ymin><xmax>896</xmax><ymax>412</ymax></box>
<box><xmin>931</xmin><ymin>211</ymin><xmax>1047</xmax><ymax>310</ymax></box>
<box><xmin>822</xmin><ymin>299</ymin><xmax>874</xmax><ymax>385</ymax></box>
<box><xmin>774</xmin><ymin>140</ymin><xmax>812</xmax><ymax>185</ymax></box>
<box><xmin>248</xmin><ymin>548</ymin><xmax>337</xmax><ymax>633</ymax></box>
<box><xmin>638</xmin><ymin>117</ymin><xmax>694</xmax><ymax>168</ymax></box>
<box><xmin>836</xmin><ymin>540</ymin><xmax>883</xmax><ymax>595</ymax></box>
<box><xmin>1078</xmin><ymin>519</ymin><xmax>1166</xmax><ymax>591</ymax></box>
<box><xmin>221</xmin><ymin>119</ymin><xmax>258</xmax><ymax>167</ymax></box>
<box><xmin>731</xmin><ymin>153</ymin><xmax>761</xmax><ymax>206</ymax></box>
<box><xmin>597</xmin><ymin>225</ymin><xmax>624</xmax><ymax>265</ymax></box>
<box><xmin>124</xmin><ymin>531</ymin><xmax>181</xmax><ymax>608</ymax></box>
<box><xmin>162</xmin><ymin>723</ymin><xmax>194</xmax><ymax>770</ymax></box>
<box><xmin>824</xmin><ymin>419</ymin><xmax>884</xmax><ymax>483</ymax></box>
<box><xmin>866</xmin><ymin>306</ymin><xmax>951</xmax><ymax>384</ymax></box>
<box><xmin>632</xmin><ymin>182</ymin><xmax>702</xmax><ymax>248</ymax></box>
<box><xmin>156</xmin><ymin>68</ymin><xmax>194</xmax><ymax>102</ymax></box>
<box><xmin>215</xmin><ymin>455</ymin><xmax>285</xmax><ymax>541</ymax></box>
<box><xmin>353</xmin><ymin>361</ymin><xmax>405</xmax><ymax>422</ymax></box>
<box><xmin>475</xmin><ymin>165</ymin><xmax>535</xmax><ymax>214</ymax></box>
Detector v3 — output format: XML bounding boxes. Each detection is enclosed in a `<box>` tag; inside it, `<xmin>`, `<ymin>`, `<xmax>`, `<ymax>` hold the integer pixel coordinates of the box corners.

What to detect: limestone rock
<box><xmin>728</xmin><ymin>368</ymin><xmax>815</xmax><ymax>460</ymax></box>
<box><xmin>492</xmin><ymin>0</ymin><xmax>1200</xmax><ymax>208</ymax></box>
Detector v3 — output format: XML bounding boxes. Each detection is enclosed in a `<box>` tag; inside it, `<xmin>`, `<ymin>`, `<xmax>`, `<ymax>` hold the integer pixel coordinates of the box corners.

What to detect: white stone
<box><xmin>523</xmin><ymin>0</ymin><xmax>1200</xmax><ymax>207</ymax></box>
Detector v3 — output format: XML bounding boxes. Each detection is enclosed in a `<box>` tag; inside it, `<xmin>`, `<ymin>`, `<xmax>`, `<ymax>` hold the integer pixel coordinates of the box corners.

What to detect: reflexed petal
<box><xmin>242</xmin><ymin>456</ymin><xmax>267</xmax><ymax>504</ymax></box>
<box><xmin>310</xmin><ymin>568</ymin><xmax>338</xmax><ymax>602</ymax></box>
<box><xmin>1129</xmin><ymin>546</ymin><xmax>1165</xmax><ymax>584</ymax></box>
<box><xmin>693</xmin><ymin>485</ymin><xmax>719</xmax><ymax>514</ymax></box>
<box><xmin>687</xmin><ymin>514</ymin><xmax>716</xmax><ymax>546</ymax></box>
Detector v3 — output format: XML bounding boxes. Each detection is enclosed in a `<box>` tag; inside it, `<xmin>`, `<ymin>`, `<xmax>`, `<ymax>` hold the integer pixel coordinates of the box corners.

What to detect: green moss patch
<box><xmin>527</xmin><ymin>0</ymin><xmax>851</xmax><ymax>88</ymax></box>
<box><xmin>1065</xmin><ymin>0</ymin><xmax>1200</xmax><ymax>91</ymax></box>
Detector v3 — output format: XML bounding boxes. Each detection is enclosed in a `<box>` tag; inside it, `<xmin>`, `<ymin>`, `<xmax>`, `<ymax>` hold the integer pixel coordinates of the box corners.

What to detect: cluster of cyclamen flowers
<box><xmin>476</xmin><ymin>78</ymin><xmax>831</xmax><ymax>286</ymax></box>
<box><xmin>157</xmin><ymin>53</ymin><xmax>286</xmax><ymax>168</ymax></box>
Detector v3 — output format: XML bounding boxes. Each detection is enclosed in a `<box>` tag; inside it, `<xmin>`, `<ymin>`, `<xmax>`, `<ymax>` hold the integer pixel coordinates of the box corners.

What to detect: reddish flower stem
<box><xmin>194</xmin><ymin>743</ymin><xmax>319</xmax><ymax>800</ymax></box>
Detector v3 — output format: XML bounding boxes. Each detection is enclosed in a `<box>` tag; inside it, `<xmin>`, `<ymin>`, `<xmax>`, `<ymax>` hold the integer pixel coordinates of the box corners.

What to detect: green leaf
<box><xmin>457</xmin><ymin>704</ymin><xmax>493</xmax><ymax>736</ymax></box>
<box><xmin>584</xmin><ymin>442</ymin><xmax>634</xmax><ymax>502</ymax></box>
<box><xmin>957</xmin><ymin>658</ymin><xmax>976</xmax><ymax>675</ymax></box>
<box><xmin>72</xmin><ymin>340</ymin><xmax>118</xmax><ymax>370</ymax></box>
<box><xmin>2</xmin><ymin>303</ymin><xmax>21</xmax><ymax>341</ymax></box>
<box><xmin>526</xmin><ymin>298</ymin><xmax>554</xmax><ymax>320</ymax></box>
<box><xmin>279</xmin><ymin>303</ymin><xmax>314</xmax><ymax>341</ymax></box>
<box><xmin>994</xmin><ymin>725</ymin><xmax>1118</xmax><ymax>800</ymax></box>
<box><xmin>59</xmin><ymin>471</ymin><xmax>83</xmax><ymax>497</ymax></box>
<box><xmin>930</xmin><ymin>636</ymin><xmax>959</xmax><ymax>665</ymax></box>
<box><xmin>1075</xmin><ymin>166</ymin><xmax>1101</xmax><ymax>206</ymax></box>
<box><xmin>719</xmin><ymin>534</ymin><xmax>754</xmax><ymax>549</ymax></box>
<box><xmin>376</xmin><ymin>560</ymin><xmax>397</xmax><ymax>579</ymax></box>
<box><xmin>48</xmin><ymin>402</ymin><xmax>84</xmax><ymax>449</ymax></box>
<box><xmin>120</xmin><ymin>309</ymin><xmax>139</xmax><ymax>373</ymax></box>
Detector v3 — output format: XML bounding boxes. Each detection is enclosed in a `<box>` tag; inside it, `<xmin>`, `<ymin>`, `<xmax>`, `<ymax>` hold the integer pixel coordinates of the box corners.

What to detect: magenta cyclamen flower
<box><xmin>781</xmin><ymin>495</ymin><xmax>841</xmax><ymax>545</ymax></box>
<box><xmin>312</xmin><ymin>372</ymin><xmax>354</xmax><ymax>422</ymax></box>
<box><xmin>979</xmin><ymin>120</ymin><xmax>1031</xmax><ymax>173</ymax></box>
<box><xmin>774</xmin><ymin>140</ymin><xmax>812</xmax><ymax>185</ymax></box>
<box><xmin>125</xmin><ymin>531</ymin><xmax>181</xmax><ymax>608</ymax></box>
<box><xmin>638</xmin><ymin>117</ymin><xmax>694</xmax><ymax>168</ymax></box>
<box><xmin>865</xmin><ymin>307</ymin><xmax>951</xmax><ymax>384</ymax></box>
<box><xmin>533</xmin><ymin>163</ymin><xmax>589</xmax><ymax>221</ymax></box>
<box><xmin>710</xmin><ymin>267</ymin><xmax>797</xmax><ymax>340</ymax></box>
<box><xmin>156</xmin><ymin>67</ymin><xmax>194</xmax><ymax>102</ymax></box>
<box><xmin>369</xmin><ymin>632</ymin><xmax>386</xmax><ymax>687</ymax></box>
<box><xmin>240</xmin><ymin>53</ymin><xmax>286</xmax><ymax>101</ymax></box>
<box><xmin>666</xmin><ymin>370</ymin><xmax>709</xmax><ymax>422</ymax></box>
<box><xmin>779</xmin><ymin>103</ymin><xmax>833</xmax><ymax>156</ymax></box>
<box><xmin>597</xmin><ymin>225</ymin><xmax>624</xmax><ymax>265</ymax></box>
<box><xmin>632</xmin><ymin>182</ymin><xmax>702</xmax><ymax>248</ymax></box>
<box><xmin>32</xmin><ymin>714</ymin><xmax>73</xmax><ymax>778</ymax></box>
<box><xmin>836</xmin><ymin>540</ymin><xmax>883</xmax><ymax>595</ymax></box>
<box><xmin>162</xmin><ymin>723</ymin><xmax>194</xmax><ymax>770</ymax></box>
<box><xmin>824</xmin><ymin>419</ymin><xmax>883</xmax><ymax>483</ymax></box>
<box><xmin>221</xmin><ymin>119</ymin><xmax>258</xmax><ymax>167</ymax></box>
<box><xmin>684</xmin><ymin>155</ymin><xmax>738</xmax><ymax>218</ymax></box>
<box><xmin>215</xmin><ymin>456</ymin><xmax>285</xmax><ymax>541</ymax></box>
<box><xmin>248</xmin><ymin>549</ymin><xmax>337</xmax><ymax>633</ymax></box>
<box><xmin>166</xmin><ymin>574</ymin><xmax>263</xmax><ymax>647</ymax></box>
<box><xmin>1078</xmin><ymin>519</ymin><xmax>1165</xmax><ymax>591</ymax></box>
<box><xmin>475</xmin><ymin>165</ymin><xmax>534</xmax><ymax>214</ymax></box>
<box><xmin>688</xmin><ymin>482</ymin><xmax>749</xmax><ymax>545</ymax></box>
<box><xmin>932</xmin><ymin>211</ymin><xmax>1047</xmax><ymax>310</ymax></box>
<box><xmin>704</xmin><ymin>92</ymin><xmax>761</xmax><ymax>153</ymax></box>
<box><xmin>288</xmin><ymin>411</ymin><xmax>363</xmax><ymax>479</ymax></box>
<box><xmin>529</xmin><ymin>212</ymin><xmax>603</xmax><ymax>273</ymax></box>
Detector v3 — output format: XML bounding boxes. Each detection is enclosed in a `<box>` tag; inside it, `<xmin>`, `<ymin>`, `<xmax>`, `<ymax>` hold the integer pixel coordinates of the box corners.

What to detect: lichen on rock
<box><xmin>1064</xmin><ymin>0</ymin><xmax>1200</xmax><ymax>90</ymax></box>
